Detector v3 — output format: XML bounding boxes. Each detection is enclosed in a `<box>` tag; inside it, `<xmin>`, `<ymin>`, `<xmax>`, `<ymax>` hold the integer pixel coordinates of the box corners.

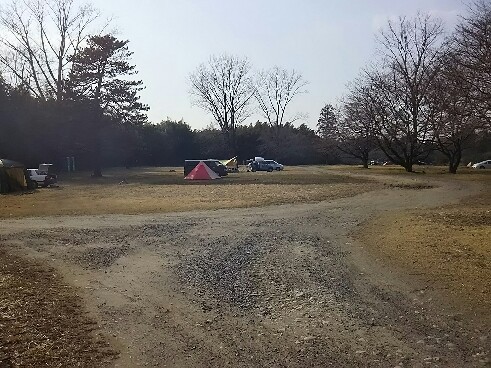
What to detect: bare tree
<box><xmin>190</xmin><ymin>54</ymin><xmax>253</xmax><ymax>155</ymax></box>
<box><xmin>368</xmin><ymin>14</ymin><xmax>445</xmax><ymax>172</ymax></box>
<box><xmin>425</xmin><ymin>1</ymin><xmax>491</xmax><ymax>173</ymax></box>
<box><xmin>450</xmin><ymin>0</ymin><xmax>491</xmax><ymax>127</ymax></box>
<box><xmin>253</xmin><ymin>66</ymin><xmax>308</xmax><ymax>134</ymax></box>
<box><xmin>0</xmin><ymin>0</ymin><xmax>100</xmax><ymax>102</ymax></box>
<box><xmin>338</xmin><ymin>85</ymin><xmax>378</xmax><ymax>168</ymax></box>
<box><xmin>428</xmin><ymin>56</ymin><xmax>480</xmax><ymax>173</ymax></box>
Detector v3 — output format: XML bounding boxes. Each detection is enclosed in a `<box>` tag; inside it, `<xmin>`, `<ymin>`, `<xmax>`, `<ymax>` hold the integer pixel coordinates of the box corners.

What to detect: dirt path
<box><xmin>0</xmin><ymin>173</ymin><xmax>489</xmax><ymax>367</ymax></box>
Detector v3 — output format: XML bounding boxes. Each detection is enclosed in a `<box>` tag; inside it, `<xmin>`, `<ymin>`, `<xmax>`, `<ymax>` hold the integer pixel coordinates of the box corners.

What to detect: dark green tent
<box><xmin>0</xmin><ymin>159</ymin><xmax>27</xmax><ymax>193</ymax></box>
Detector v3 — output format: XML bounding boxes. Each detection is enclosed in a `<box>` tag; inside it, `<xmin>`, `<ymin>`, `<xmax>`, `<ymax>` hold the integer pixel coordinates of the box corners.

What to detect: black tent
<box><xmin>0</xmin><ymin>159</ymin><xmax>28</xmax><ymax>193</ymax></box>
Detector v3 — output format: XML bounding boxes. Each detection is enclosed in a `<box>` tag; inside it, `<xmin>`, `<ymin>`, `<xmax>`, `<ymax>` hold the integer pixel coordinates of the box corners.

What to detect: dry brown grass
<box><xmin>0</xmin><ymin>247</ymin><xmax>117</xmax><ymax>367</ymax></box>
<box><xmin>0</xmin><ymin>166</ymin><xmax>375</xmax><ymax>218</ymax></box>
<box><xmin>359</xmin><ymin>191</ymin><xmax>491</xmax><ymax>322</ymax></box>
<box><xmin>342</xmin><ymin>163</ymin><xmax>491</xmax><ymax>180</ymax></box>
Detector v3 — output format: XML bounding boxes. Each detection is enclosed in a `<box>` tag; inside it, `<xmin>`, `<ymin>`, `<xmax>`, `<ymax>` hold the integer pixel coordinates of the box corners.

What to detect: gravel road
<box><xmin>0</xmin><ymin>173</ymin><xmax>489</xmax><ymax>367</ymax></box>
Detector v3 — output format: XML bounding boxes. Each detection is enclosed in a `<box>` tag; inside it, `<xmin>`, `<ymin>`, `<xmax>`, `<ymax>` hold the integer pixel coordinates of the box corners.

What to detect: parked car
<box><xmin>184</xmin><ymin>159</ymin><xmax>228</xmax><ymax>177</ymax></box>
<box><xmin>247</xmin><ymin>161</ymin><xmax>272</xmax><ymax>172</ymax></box>
<box><xmin>247</xmin><ymin>159</ymin><xmax>283</xmax><ymax>172</ymax></box>
<box><xmin>471</xmin><ymin>160</ymin><xmax>491</xmax><ymax>169</ymax></box>
<box><xmin>263</xmin><ymin>160</ymin><xmax>284</xmax><ymax>171</ymax></box>
<box><xmin>28</xmin><ymin>168</ymin><xmax>57</xmax><ymax>187</ymax></box>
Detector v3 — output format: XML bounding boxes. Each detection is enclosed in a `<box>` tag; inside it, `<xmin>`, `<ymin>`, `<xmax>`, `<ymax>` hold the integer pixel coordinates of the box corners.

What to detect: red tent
<box><xmin>184</xmin><ymin>161</ymin><xmax>221</xmax><ymax>180</ymax></box>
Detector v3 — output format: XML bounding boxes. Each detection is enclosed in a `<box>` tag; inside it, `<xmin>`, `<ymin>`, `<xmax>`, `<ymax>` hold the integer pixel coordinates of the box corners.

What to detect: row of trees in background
<box><xmin>0</xmin><ymin>0</ymin><xmax>315</xmax><ymax>173</ymax></box>
<box><xmin>1</xmin><ymin>0</ymin><xmax>489</xmax><ymax>174</ymax></box>
<box><xmin>139</xmin><ymin>120</ymin><xmax>323</xmax><ymax>167</ymax></box>
<box><xmin>318</xmin><ymin>1</ymin><xmax>490</xmax><ymax>173</ymax></box>
<box><xmin>0</xmin><ymin>80</ymin><xmax>324</xmax><ymax>168</ymax></box>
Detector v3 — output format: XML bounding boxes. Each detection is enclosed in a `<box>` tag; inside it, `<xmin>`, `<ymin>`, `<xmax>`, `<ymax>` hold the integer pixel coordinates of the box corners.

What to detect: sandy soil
<box><xmin>0</xmin><ymin>172</ymin><xmax>489</xmax><ymax>367</ymax></box>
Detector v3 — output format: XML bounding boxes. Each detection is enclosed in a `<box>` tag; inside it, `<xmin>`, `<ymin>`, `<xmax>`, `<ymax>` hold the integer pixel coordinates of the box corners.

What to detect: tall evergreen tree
<box><xmin>66</xmin><ymin>34</ymin><xmax>148</xmax><ymax>176</ymax></box>
<box><xmin>317</xmin><ymin>103</ymin><xmax>338</xmax><ymax>139</ymax></box>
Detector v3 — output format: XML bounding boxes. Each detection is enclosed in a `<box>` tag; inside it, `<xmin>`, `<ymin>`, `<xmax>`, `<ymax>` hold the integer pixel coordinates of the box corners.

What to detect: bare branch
<box><xmin>365</xmin><ymin>14</ymin><xmax>445</xmax><ymax>172</ymax></box>
<box><xmin>253</xmin><ymin>67</ymin><xmax>308</xmax><ymax>129</ymax></box>
<box><xmin>189</xmin><ymin>54</ymin><xmax>254</xmax><ymax>153</ymax></box>
<box><xmin>0</xmin><ymin>0</ymin><xmax>101</xmax><ymax>101</ymax></box>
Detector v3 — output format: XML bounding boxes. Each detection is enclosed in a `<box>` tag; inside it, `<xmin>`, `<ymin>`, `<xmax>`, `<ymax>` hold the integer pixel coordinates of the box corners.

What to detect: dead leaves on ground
<box><xmin>0</xmin><ymin>248</ymin><xmax>117</xmax><ymax>367</ymax></box>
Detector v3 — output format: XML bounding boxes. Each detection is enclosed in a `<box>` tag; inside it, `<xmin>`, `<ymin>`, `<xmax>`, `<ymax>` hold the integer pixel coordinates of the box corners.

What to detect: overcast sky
<box><xmin>90</xmin><ymin>0</ymin><xmax>468</xmax><ymax>130</ymax></box>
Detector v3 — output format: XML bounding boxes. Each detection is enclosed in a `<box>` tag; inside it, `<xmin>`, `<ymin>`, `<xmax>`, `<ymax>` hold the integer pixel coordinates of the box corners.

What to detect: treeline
<box><xmin>1</xmin><ymin>0</ymin><xmax>490</xmax><ymax>174</ymax></box>
<box><xmin>0</xmin><ymin>0</ymin><xmax>320</xmax><ymax>173</ymax></box>
<box><xmin>139</xmin><ymin>120</ymin><xmax>324</xmax><ymax>166</ymax></box>
<box><xmin>0</xmin><ymin>83</ymin><xmax>325</xmax><ymax>169</ymax></box>
<box><xmin>318</xmin><ymin>2</ymin><xmax>491</xmax><ymax>173</ymax></box>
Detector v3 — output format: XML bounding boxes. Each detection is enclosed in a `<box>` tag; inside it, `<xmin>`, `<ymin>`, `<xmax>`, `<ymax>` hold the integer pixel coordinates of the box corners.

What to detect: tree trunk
<box><xmin>362</xmin><ymin>152</ymin><xmax>369</xmax><ymax>168</ymax></box>
<box><xmin>448</xmin><ymin>147</ymin><xmax>461</xmax><ymax>174</ymax></box>
<box><xmin>92</xmin><ymin>125</ymin><xmax>103</xmax><ymax>177</ymax></box>
<box><xmin>92</xmin><ymin>146</ymin><xmax>103</xmax><ymax>177</ymax></box>
<box><xmin>230</xmin><ymin>129</ymin><xmax>237</xmax><ymax>157</ymax></box>
<box><xmin>223</xmin><ymin>130</ymin><xmax>236</xmax><ymax>157</ymax></box>
<box><xmin>92</xmin><ymin>166</ymin><xmax>102</xmax><ymax>177</ymax></box>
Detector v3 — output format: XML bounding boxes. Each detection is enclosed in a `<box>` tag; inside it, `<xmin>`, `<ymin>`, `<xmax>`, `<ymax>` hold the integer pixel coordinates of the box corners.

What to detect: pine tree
<box><xmin>66</xmin><ymin>34</ymin><xmax>148</xmax><ymax>176</ymax></box>
<box><xmin>316</xmin><ymin>103</ymin><xmax>338</xmax><ymax>139</ymax></box>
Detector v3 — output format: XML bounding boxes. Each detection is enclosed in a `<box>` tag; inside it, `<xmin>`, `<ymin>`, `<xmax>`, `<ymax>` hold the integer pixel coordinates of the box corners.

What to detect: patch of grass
<box><xmin>63</xmin><ymin>166</ymin><xmax>369</xmax><ymax>186</ymax></box>
<box><xmin>359</xmin><ymin>193</ymin><xmax>491</xmax><ymax>322</ymax></box>
<box><xmin>0</xmin><ymin>248</ymin><xmax>117</xmax><ymax>367</ymax></box>
<box><xmin>335</xmin><ymin>164</ymin><xmax>491</xmax><ymax>180</ymax></box>
<box><xmin>0</xmin><ymin>166</ymin><xmax>376</xmax><ymax>218</ymax></box>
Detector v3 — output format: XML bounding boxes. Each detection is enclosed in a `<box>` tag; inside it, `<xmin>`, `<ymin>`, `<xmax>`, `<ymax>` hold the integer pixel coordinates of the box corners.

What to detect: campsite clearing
<box><xmin>0</xmin><ymin>166</ymin><xmax>489</xmax><ymax>367</ymax></box>
<box><xmin>0</xmin><ymin>166</ymin><xmax>375</xmax><ymax>218</ymax></box>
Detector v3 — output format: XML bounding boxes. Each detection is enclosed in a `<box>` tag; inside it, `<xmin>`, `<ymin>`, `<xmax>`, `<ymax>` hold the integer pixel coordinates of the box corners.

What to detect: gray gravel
<box><xmin>177</xmin><ymin>237</ymin><xmax>262</xmax><ymax>310</ymax></box>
